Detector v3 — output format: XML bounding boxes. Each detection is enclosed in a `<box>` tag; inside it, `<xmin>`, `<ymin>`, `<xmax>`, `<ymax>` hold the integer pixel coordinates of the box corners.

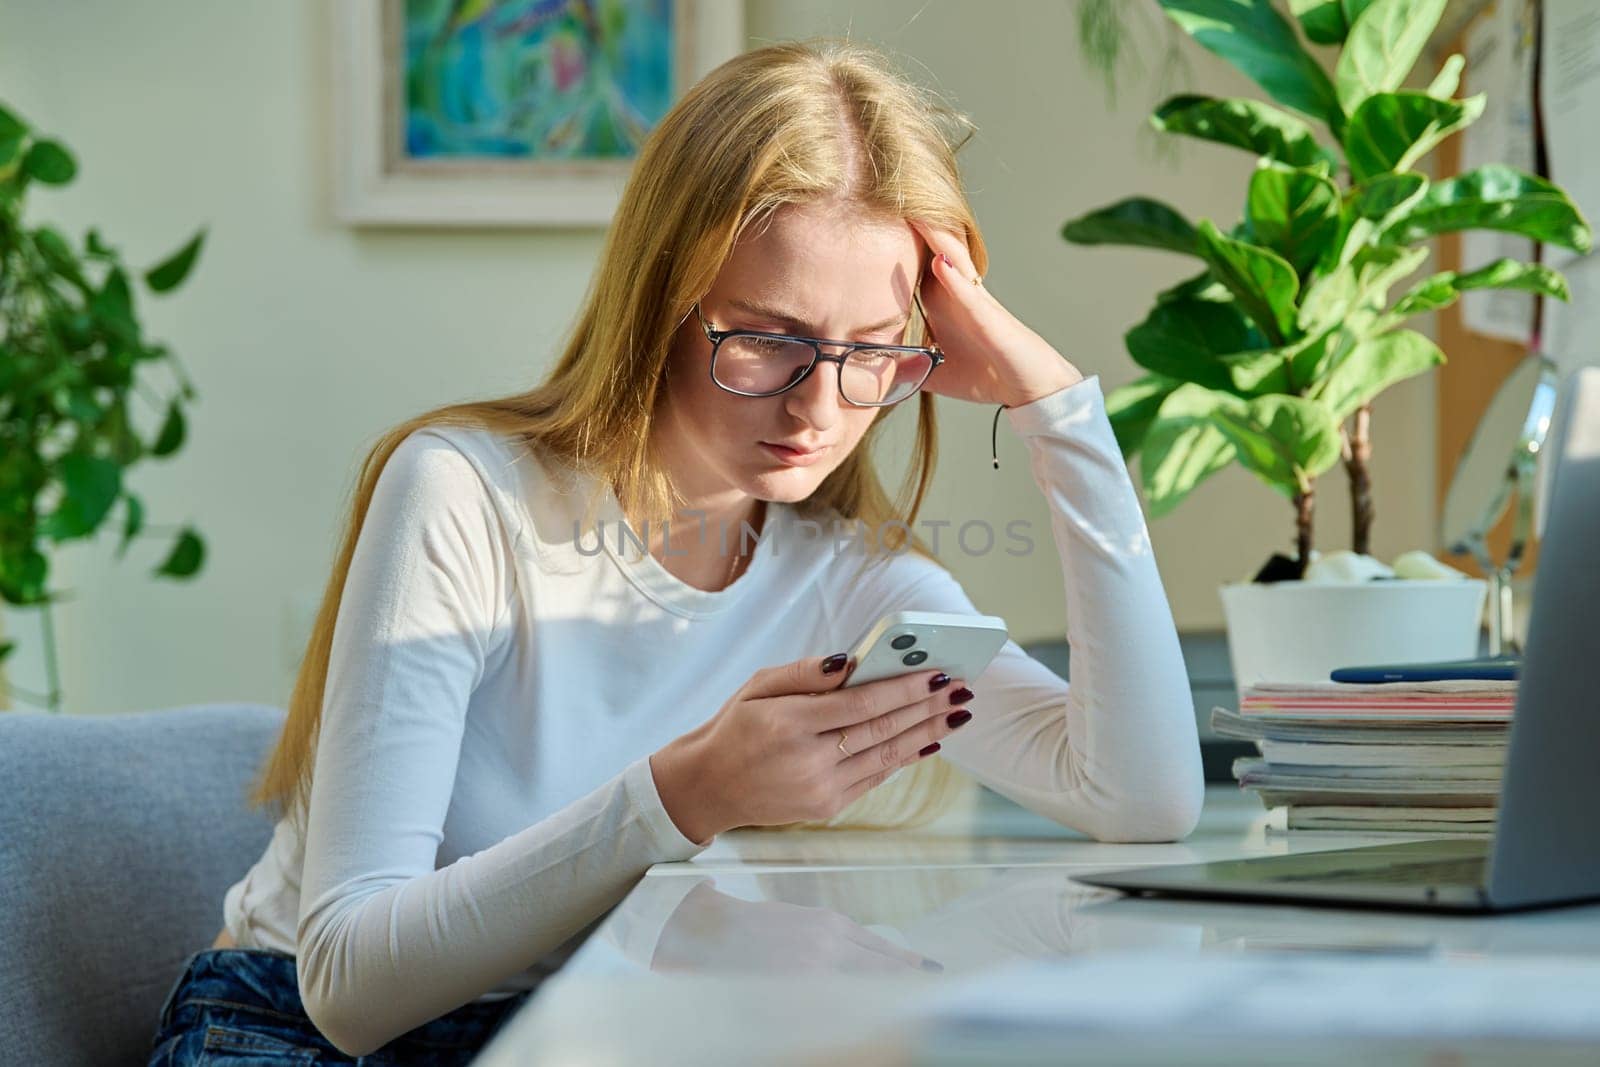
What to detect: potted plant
<box><xmin>1061</xmin><ymin>0</ymin><xmax>1591</xmax><ymax>686</ymax></box>
<box><xmin>0</xmin><ymin>99</ymin><xmax>208</xmax><ymax>712</ymax></box>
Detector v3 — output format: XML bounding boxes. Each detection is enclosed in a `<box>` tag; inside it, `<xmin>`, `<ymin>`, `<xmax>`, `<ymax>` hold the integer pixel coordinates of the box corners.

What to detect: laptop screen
<box><xmin>1488</xmin><ymin>367</ymin><xmax>1600</xmax><ymax>908</ymax></box>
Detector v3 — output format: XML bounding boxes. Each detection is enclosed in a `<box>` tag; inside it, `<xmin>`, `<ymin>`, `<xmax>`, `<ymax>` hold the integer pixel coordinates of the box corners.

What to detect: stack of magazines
<box><xmin>1211</xmin><ymin>680</ymin><xmax>1516</xmax><ymax>833</ymax></box>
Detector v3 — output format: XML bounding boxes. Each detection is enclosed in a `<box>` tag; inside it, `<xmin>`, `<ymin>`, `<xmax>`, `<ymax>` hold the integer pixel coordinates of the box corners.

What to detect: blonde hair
<box><xmin>251</xmin><ymin>37</ymin><xmax>989</xmax><ymax>832</ymax></box>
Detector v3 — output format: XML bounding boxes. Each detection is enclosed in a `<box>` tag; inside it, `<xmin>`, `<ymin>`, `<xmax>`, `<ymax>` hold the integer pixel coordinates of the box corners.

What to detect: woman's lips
<box><xmin>761</xmin><ymin>441</ymin><xmax>828</xmax><ymax>466</ymax></box>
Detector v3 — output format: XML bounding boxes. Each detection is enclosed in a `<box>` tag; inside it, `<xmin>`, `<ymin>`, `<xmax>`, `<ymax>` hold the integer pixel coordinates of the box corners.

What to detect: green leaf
<box><xmin>117</xmin><ymin>493</ymin><xmax>145</xmax><ymax>559</ymax></box>
<box><xmin>1334</xmin><ymin>0</ymin><xmax>1447</xmax><ymax>116</ymax></box>
<box><xmin>1193</xmin><ymin>218</ymin><xmax>1301</xmax><ymax>344</ymax></box>
<box><xmin>1157</xmin><ymin>0</ymin><xmax>1344</xmax><ymax>134</ymax></box>
<box><xmin>1062</xmin><ymin>197</ymin><xmax>1200</xmax><ymax>256</ymax></box>
<box><xmin>59</xmin><ymin>385</ymin><xmax>102</xmax><ymax>424</ymax></box>
<box><xmin>1143</xmin><ymin>420</ymin><xmax>1237</xmax><ymax>516</ymax></box>
<box><xmin>145</xmin><ymin>228</ymin><xmax>206</xmax><ymax>293</ymax></box>
<box><xmin>1140</xmin><ymin>383</ymin><xmax>1243</xmax><ymax>515</ymax></box>
<box><xmin>1391</xmin><ymin>259</ymin><xmax>1571</xmax><ymax>318</ymax></box>
<box><xmin>1454</xmin><ymin>258</ymin><xmax>1570</xmax><ymax>299</ymax></box>
<box><xmin>0</xmin><ymin>103</ymin><xmax>26</xmax><ymax>166</ymax></box>
<box><xmin>1356</xmin><ymin>243</ymin><xmax>1431</xmax><ymax>299</ymax></box>
<box><xmin>0</xmin><ymin>548</ymin><xmax>49</xmax><ymax>604</ymax></box>
<box><xmin>1290</xmin><ymin>0</ymin><xmax>1348</xmax><ymax>44</ymax></box>
<box><xmin>1125</xmin><ymin>295</ymin><xmax>1288</xmax><ymax>394</ymax></box>
<box><xmin>1318</xmin><ymin>328</ymin><xmax>1443</xmax><ymax>419</ymax></box>
<box><xmin>32</xmin><ymin>226</ymin><xmax>89</xmax><ymax>290</ymax></box>
<box><xmin>1344</xmin><ymin>91</ymin><xmax>1484</xmax><ymax>182</ymax></box>
<box><xmin>1389</xmin><ymin>274</ymin><xmax>1460</xmax><ymax>316</ymax></box>
<box><xmin>1331</xmin><ymin>243</ymin><xmax>1431</xmax><ymax>333</ymax></box>
<box><xmin>90</xmin><ymin>267</ymin><xmax>138</xmax><ymax>346</ymax></box>
<box><xmin>152</xmin><ymin>399</ymin><xmax>187</xmax><ymax>456</ymax></box>
<box><xmin>1341</xmin><ymin>0</ymin><xmax>1380</xmax><ymax>24</ymax></box>
<box><xmin>1285</xmin><ymin>326</ymin><xmax>1348</xmax><ymax>385</ymax></box>
<box><xmin>1296</xmin><ymin>265</ymin><xmax>1360</xmax><ymax>336</ymax></box>
<box><xmin>1324</xmin><ymin>177</ymin><xmax>1424</xmax><ymax>272</ymax></box>
<box><xmin>0</xmin><ymin>640</ymin><xmax>13</xmax><ymax>664</ymax></box>
<box><xmin>86</xmin><ymin>228</ymin><xmax>116</xmax><ymax>258</ymax></box>
<box><xmin>22</xmin><ymin>138</ymin><xmax>77</xmax><ymax>184</ymax></box>
<box><xmin>1245</xmin><ymin>162</ymin><xmax>1341</xmax><ymax>275</ymax></box>
<box><xmin>103</xmin><ymin>397</ymin><xmax>145</xmax><ymax>463</ymax></box>
<box><xmin>43</xmin><ymin>453</ymin><xmax>123</xmax><ymax>541</ymax></box>
<box><xmin>1383</xmin><ymin>165</ymin><xmax>1594</xmax><ymax>252</ymax></box>
<box><xmin>1106</xmin><ymin>374</ymin><xmax>1182</xmax><ymax>455</ymax></box>
<box><xmin>1156</xmin><ymin>270</ymin><xmax>1224</xmax><ymax>304</ymax></box>
<box><xmin>1353</xmin><ymin>171</ymin><xmax>1427</xmax><ymax>221</ymax></box>
<box><xmin>1429</xmin><ymin>54</ymin><xmax>1465</xmax><ymax>98</ymax></box>
<box><xmin>155</xmin><ymin>528</ymin><xmax>205</xmax><ymax>578</ymax></box>
<box><xmin>1209</xmin><ymin>393</ymin><xmax>1344</xmax><ymax>497</ymax></box>
<box><xmin>1151</xmin><ymin>95</ymin><xmax>1337</xmax><ymax>168</ymax></box>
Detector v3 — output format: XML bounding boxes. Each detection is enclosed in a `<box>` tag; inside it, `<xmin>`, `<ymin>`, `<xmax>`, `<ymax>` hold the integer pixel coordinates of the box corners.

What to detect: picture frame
<box><xmin>331</xmin><ymin>0</ymin><xmax>744</xmax><ymax>228</ymax></box>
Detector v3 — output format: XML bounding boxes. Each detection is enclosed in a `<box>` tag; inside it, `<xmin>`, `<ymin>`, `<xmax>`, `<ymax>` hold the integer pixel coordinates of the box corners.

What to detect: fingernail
<box><xmin>928</xmin><ymin>673</ymin><xmax>951</xmax><ymax>692</ymax></box>
<box><xmin>919</xmin><ymin>742</ymin><xmax>941</xmax><ymax>757</ymax></box>
<box><xmin>822</xmin><ymin>653</ymin><xmax>848</xmax><ymax>674</ymax></box>
<box><xmin>948</xmin><ymin>687</ymin><xmax>974</xmax><ymax>705</ymax></box>
<box><xmin>946</xmin><ymin>710</ymin><xmax>972</xmax><ymax>730</ymax></box>
<box><xmin>920</xmin><ymin>959</ymin><xmax>945</xmax><ymax>973</ymax></box>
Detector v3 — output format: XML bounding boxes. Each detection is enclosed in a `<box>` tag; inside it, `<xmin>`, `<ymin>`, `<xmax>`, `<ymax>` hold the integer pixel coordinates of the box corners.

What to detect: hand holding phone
<box><xmin>650</xmin><ymin>613</ymin><xmax>1006</xmax><ymax>841</ymax></box>
<box><xmin>844</xmin><ymin>610</ymin><xmax>1009</xmax><ymax>687</ymax></box>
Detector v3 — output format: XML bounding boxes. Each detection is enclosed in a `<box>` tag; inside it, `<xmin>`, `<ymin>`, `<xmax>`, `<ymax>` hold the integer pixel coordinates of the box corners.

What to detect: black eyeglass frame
<box><xmin>693</xmin><ymin>298</ymin><xmax>945</xmax><ymax>407</ymax></box>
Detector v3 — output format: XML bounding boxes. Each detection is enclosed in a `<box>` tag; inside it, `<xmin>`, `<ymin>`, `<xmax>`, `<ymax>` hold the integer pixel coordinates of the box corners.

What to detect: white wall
<box><xmin>0</xmin><ymin>1</ymin><xmax>1435</xmax><ymax>714</ymax></box>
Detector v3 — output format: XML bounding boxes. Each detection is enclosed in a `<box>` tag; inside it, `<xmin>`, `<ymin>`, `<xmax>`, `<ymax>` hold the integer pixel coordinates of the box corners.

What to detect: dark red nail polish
<box><xmin>928</xmin><ymin>673</ymin><xmax>951</xmax><ymax>692</ymax></box>
<box><xmin>948</xmin><ymin>687</ymin><xmax>974</xmax><ymax>705</ymax></box>
<box><xmin>822</xmin><ymin>653</ymin><xmax>848</xmax><ymax>674</ymax></box>
<box><xmin>919</xmin><ymin>742</ymin><xmax>941</xmax><ymax>757</ymax></box>
<box><xmin>946</xmin><ymin>710</ymin><xmax>972</xmax><ymax>729</ymax></box>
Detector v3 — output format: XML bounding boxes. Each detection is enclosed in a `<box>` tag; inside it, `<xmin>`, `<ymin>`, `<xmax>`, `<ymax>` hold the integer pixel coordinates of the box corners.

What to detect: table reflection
<box><xmin>601</xmin><ymin>864</ymin><xmax>1600</xmax><ymax>978</ymax></box>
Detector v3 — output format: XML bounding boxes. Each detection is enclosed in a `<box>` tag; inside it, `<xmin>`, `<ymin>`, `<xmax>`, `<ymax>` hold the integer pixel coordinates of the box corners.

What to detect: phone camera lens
<box><xmin>902</xmin><ymin>650</ymin><xmax>928</xmax><ymax>666</ymax></box>
<box><xmin>891</xmin><ymin>634</ymin><xmax>917</xmax><ymax>650</ymax></box>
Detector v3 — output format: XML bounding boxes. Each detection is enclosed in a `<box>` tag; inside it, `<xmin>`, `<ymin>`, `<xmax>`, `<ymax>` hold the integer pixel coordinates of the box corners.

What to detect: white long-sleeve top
<box><xmin>220</xmin><ymin>374</ymin><xmax>1203</xmax><ymax>1055</ymax></box>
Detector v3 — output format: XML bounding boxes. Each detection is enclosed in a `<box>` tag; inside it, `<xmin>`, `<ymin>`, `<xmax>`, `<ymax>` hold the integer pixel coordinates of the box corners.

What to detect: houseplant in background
<box><xmin>0</xmin><ymin>99</ymin><xmax>207</xmax><ymax>712</ymax></box>
<box><xmin>1062</xmin><ymin>0</ymin><xmax>1592</xmax><ymax>686</ymax></box>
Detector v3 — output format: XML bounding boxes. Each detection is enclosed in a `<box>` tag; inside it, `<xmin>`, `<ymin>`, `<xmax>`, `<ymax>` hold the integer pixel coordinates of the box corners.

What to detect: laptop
<box><xmin>1078</xmin><ymin>367</ymin><xmax>1600</xmax><ymax>914</ymax></box>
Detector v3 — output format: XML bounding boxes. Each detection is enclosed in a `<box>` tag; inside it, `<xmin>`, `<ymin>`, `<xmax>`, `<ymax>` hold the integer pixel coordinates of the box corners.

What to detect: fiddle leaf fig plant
<box><xmin>0</xmin><ymin>99</ymin><xmax>207</xmax><ymax>710</ymax></box>
<box><xmin>1064</xmin><ymin>0</ymin><xmax>1592</xmax><ymax>578</ymax></box>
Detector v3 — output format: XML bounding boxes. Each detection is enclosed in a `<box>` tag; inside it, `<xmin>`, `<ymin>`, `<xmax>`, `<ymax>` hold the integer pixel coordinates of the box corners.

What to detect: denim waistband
<box><xmin>161</xmin><ymin>948</ymin><xmax>527</xmax><ymax>1049</ymax></box>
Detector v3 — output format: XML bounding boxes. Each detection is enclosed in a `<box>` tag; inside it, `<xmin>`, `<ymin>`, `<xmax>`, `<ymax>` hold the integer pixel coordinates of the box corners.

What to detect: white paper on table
<box><xmin>921</xmin><ymin>951</ymin><xmax>1600</xmax><ymax>1041</ymax></box>
<box><xmin>1459</xmin><ymin>0</ymin><xmax>1540</xmax><ymax>343</ymax></box>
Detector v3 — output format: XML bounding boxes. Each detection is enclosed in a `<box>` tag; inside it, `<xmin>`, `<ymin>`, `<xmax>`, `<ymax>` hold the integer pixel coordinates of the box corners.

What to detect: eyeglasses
<box><xmin>693</xmin><ymin>298</ymin><xmax>944</xmax><ymax>407</ymax></box>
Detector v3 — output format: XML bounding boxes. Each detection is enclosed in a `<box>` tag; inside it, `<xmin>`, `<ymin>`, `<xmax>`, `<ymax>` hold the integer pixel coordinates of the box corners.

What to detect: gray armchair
<box><xmin>0</xmin><ymin>703</ymin><xmax>285</xmax><ymax>1066</ymax></box>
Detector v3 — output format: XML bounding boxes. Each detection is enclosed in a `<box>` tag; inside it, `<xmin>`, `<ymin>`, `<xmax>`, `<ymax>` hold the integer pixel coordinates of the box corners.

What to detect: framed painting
<box><xmin>333</xmin><ymin>0</ymin><xmax>744</xmax><ymax>227</ymax></box>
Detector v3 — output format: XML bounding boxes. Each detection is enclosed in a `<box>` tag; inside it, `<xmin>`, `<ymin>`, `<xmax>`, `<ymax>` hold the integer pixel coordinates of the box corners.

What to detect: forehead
<box><xmin>713</xmin><ymin>203</ymin><xmax>923</xmax><ymax>325</ymax></box>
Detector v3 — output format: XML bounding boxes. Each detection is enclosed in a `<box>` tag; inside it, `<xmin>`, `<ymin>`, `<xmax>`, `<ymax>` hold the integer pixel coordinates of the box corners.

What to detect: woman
<box><xmin>148</xmin><ymin>37</ymin><xmax>1202</xmax><ymax>1065</ymax></box>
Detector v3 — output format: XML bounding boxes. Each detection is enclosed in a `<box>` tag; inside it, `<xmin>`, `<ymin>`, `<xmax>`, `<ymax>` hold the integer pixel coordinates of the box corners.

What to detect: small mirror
<box><xmin>1440</xmin><ymin>353</ymin><xmax>1560</xmax><ymax>655</ymax></box>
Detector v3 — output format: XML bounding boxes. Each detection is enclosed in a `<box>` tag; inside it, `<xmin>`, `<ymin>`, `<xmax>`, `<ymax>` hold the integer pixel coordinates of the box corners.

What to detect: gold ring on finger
<box><xmin>837</xmin><ymin>730</ymin><xmax>852</xmax><ymax>756</ymax></box>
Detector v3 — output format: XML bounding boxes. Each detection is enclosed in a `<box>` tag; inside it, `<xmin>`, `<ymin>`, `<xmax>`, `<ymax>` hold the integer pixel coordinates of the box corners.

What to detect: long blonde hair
<box><xmin>252</xmin><ymin>37</ymin><xmax>989</xmax><ymax>831</ymax></box>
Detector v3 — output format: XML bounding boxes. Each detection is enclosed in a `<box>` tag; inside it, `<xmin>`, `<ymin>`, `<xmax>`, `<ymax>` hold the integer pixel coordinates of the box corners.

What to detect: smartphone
<box><xmin>842</xmin><ymin>610</ymin><xmax>1009</xmax><ymax>687</ymax></box>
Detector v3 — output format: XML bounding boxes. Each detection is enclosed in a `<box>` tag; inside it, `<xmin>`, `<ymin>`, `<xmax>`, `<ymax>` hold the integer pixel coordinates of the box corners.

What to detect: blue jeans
<box><xmin>146</xmin><ymin>948</ymin><xmax>532</xmax><ymax>1065</ymax></box>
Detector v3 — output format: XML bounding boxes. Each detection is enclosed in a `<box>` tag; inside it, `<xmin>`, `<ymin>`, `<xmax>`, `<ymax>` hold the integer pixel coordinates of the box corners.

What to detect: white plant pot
<box><xmin>1219</xmin><ymin>579</ymin><xmax>1489</xmax><ymax>692</ymax></box>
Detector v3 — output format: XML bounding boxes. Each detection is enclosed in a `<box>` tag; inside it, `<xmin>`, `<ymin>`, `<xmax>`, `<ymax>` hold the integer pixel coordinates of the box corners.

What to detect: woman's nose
<box><xmin>784</xmin><ymin>356</ymin><xmax>848</xmax><ymax>426</ymax></box>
